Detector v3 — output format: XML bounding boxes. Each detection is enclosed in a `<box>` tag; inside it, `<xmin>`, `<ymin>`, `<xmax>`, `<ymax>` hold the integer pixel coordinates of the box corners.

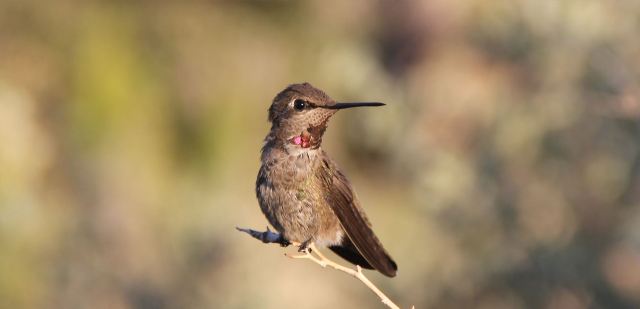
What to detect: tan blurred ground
<box><xmin>0</xmin><ymin>1</ymin><xmax>639</xmax><ymax>308</ymax></box>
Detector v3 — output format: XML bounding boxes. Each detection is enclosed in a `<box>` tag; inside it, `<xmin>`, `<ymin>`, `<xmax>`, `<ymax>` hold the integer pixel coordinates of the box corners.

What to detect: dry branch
<box><xmin>237</xmin><ymin>226</ymin><xmax>409</xmax><ymax>309</ymax></box>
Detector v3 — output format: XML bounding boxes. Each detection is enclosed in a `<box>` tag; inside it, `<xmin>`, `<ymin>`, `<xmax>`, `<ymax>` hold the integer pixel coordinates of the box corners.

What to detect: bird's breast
<box><xmin>257</xmin><ymin>148</ymin><xmax>342</xmax><ymax>245</ymax></box>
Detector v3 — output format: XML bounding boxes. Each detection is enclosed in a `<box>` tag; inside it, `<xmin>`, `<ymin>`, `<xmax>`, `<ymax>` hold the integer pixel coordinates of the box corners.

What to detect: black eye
<box><xmin>293</xmin><ymin>99</ymin><xmax>306</xmax><ymax>111</ymax></box>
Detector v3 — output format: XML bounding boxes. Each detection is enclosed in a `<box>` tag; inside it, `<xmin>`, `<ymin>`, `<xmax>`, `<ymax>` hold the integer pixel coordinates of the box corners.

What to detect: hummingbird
<box><xmin>256</xmin><ymin>82</ymin><xmax>397</xmax><ymax>277</ymax></box>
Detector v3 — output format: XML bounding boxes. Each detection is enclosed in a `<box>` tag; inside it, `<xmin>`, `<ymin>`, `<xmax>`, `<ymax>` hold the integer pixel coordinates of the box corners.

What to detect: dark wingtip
<box><xmin>387</xmin><ymin>260</ymin><xmax>398</xmax><ymax>277</ymax></box>
<box><xmin>379</xmin><ymin>257</ymin><xmax>398</xmax><ymax>277</ymax></box>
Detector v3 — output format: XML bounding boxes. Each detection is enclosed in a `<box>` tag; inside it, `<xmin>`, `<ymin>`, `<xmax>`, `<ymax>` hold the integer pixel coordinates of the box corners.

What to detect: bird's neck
<box><xmin>261</xmin><ymin>130</ymin><xmax>322</xmax><ymax>163</ymax></box>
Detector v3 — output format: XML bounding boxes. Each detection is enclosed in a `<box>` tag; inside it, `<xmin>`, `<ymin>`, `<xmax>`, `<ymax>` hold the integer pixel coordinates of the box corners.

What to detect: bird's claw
<box><xmin>267</xmin><ymin>227</ymin><xmax>290</xmax><ymax>247</ymax></box>
<box><xmin>298</xmin><ymin>239</ymin><xmax>312</xmax><ymax>253</ymax></box>
<box><xmin>278</xmin><ymin>238</ymin><xmax>291</xmax><ymax>247</ymax></box>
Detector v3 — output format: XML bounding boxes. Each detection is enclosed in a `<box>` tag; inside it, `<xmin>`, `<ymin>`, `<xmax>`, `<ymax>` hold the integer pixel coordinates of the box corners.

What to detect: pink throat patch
<box><xmin>290</xmin><ymin>135</ymin><xmax>311</xmax><ymax>148</ymax></box>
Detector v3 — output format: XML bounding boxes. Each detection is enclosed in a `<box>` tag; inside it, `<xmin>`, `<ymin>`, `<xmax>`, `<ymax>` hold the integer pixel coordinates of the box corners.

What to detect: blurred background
<box><xmin>1</xmin><ymin>0</ymin><xmax>639</xmax><ymax>308</ymax></box>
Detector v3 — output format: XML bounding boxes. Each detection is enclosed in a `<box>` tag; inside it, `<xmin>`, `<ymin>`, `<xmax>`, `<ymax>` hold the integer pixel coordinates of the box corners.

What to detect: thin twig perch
<box><xmin>237</xmin><ymin>226</ymin><xmax>408</xmax><ymax>309</ymax></box>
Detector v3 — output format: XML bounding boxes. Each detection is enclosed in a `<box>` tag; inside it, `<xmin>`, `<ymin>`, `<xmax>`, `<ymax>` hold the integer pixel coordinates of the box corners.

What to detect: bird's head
<box><xmin>267</xmin><ymin>82</ymin><xmax>384</xmax><ymax>150</ymax></box>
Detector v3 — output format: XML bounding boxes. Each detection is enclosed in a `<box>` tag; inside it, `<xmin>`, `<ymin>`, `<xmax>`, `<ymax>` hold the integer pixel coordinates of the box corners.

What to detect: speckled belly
<box><xmin>256</xmin><ymin>154</ymin><xmax>343</xmax><ymax>247</ymax></box>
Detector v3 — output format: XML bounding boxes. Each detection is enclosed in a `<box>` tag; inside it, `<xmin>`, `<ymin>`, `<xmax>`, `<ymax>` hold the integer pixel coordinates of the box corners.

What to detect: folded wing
<box><xmin>316</xmin><ymin>157</ymin><xmax>397</xmax><ymax>277</ymax></box>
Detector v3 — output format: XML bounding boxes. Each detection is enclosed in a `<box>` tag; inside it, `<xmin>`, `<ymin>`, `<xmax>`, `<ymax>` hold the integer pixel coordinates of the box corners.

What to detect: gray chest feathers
<box><xmin>256</xmin><ymin>150</ymin><xmax>343</xmax><ymax>246</ymax></box>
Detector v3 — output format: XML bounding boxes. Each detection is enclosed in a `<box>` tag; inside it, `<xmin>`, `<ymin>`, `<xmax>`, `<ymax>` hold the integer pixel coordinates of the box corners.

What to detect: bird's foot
<box><xmin>262</xmin><ymin>226</ymin><xmax>290</xmax><ymax>247</ymax></box>
<box><xmin>276</xmin><ymin>235</ymin><xmax>291</xmax><ymax>247</ymax></box>
<box><xmin>298</xmin><ymin>239</ymin><xmax>313</xmax><ymax>253</ymax></box>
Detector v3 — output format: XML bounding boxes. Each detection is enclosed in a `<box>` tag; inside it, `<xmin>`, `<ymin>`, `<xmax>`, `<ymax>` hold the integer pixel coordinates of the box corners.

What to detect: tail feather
<box><xmin>329</xmin><ymin>238</ymin><xmax>374</xmax><ymax>270</ymax></box>
<box><xmin>329</xmin><ymin>236</ymin><xmax>398</xmax><ymax>277</ymax></box>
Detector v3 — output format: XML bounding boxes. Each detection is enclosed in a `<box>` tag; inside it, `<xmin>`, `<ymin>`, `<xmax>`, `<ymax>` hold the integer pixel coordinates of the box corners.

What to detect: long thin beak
<box><xmin>323</xmin><ymin>102</ymin><xmax>386</xmax><ymax>109</ymax></box>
